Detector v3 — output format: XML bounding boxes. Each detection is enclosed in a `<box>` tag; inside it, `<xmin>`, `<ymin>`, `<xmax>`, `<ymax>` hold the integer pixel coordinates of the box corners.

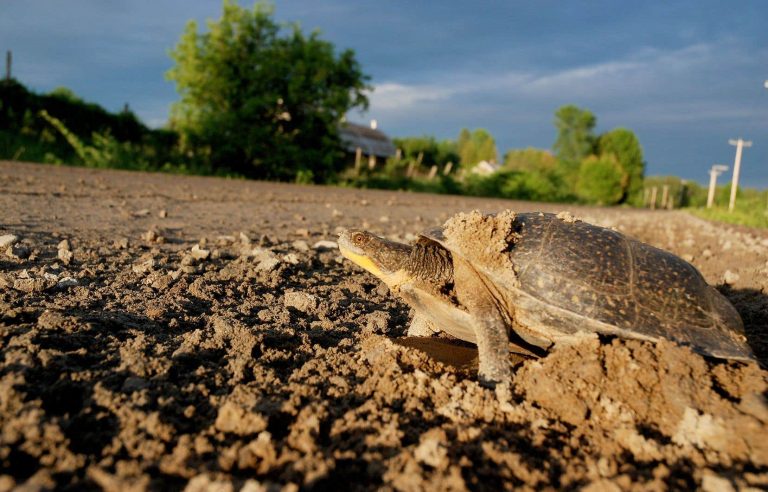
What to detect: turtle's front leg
<box><xmin>453</xmin><ymin>259</ymin><xmax>513</xmax><ymax>407</ymax></box>
<box><xmin>407</xmin><ymin>314</ymin><xmax>438</xmax><ymax>337</ymax></box>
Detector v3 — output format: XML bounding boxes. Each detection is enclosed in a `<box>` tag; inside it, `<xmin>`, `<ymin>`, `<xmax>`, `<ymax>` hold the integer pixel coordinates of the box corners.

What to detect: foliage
<box><xmin>642</xmin><ymin>176</ymin><xmax>701</xmax><ymax>209</ymax></box>
<box><xmin>391</xmin><ymin>135</ymin><xmax>459</xmax><ymax>172</ymax></box>
<box><xmin>0</xmin><ymin>79</ymin><xmax>187</xmax><ymax>172</ymax></box>
<box><xmin>501</xmin><ymin>168</ymin><xmax>568</xmax><ymax>202</ymax></box>
<box><xmin>687</xmin><ymin>182</ymin><xmax>768</xmax><ymax>229</ymax></box>
<box><xmin>503</xmin><ymin>147</ymin><xmax>557</xmax><ymax>172</ymax></box>
<box><xmin>39</xmin><ymin>110</ymin><xmax>152</xmax><ymax>169</ymax></box>
<box><xmin>597</xmin><ymin>128</ymin><xmax>644</xmax><ymax>204</ymax></box>
<box><xmin>166</xmin><ymin>0</ymin><xmax>369</xmax><ymax>182</ymax></box>
<box><xmin>0</xmin><ymin>79</ymin><xmax>147</xmax><ymax>143</ymax></box>
<box><xmin>457</xmin><ymin>128</ymin><xmax>498</xmax><ymax>168</ymax></box>
<box><xmin>639</xmin><ymin>175</ymin><xmax>768</xmax><ymax>228</ymax></box>
<box><xmin>575</xmin><ymin>154</ymin><xmax>627</xmax><ymax>205</ymax></box>
<box><xmin>553</xmin><ymin>105</ymin><xmax>596</xmax><ymax>176</ymax></box>
<box><xmin>688</xmin><ymin>202</ymin><xmax>768</xmax><ymax>229</ymax></box>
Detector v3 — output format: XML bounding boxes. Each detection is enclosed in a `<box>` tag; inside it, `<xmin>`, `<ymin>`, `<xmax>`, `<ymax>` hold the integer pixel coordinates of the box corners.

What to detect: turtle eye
<box><xmin>352</xmin><ymin>232</ymin><xmax>368</xmax><ymax>247</ymax></box>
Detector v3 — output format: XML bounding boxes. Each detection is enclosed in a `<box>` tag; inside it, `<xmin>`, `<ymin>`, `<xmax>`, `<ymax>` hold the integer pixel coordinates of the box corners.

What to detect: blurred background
<box><xmin>1</xmin><ymin>1</ymin><xmax>766</xmax><ymax>225</ymax></box>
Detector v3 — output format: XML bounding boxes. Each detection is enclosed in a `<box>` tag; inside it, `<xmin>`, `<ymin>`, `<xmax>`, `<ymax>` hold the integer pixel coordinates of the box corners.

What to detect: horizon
<box><xmin>1</xmin><ymin>0</ymin><xmax>766</xmax><ymax>188</ymax></box>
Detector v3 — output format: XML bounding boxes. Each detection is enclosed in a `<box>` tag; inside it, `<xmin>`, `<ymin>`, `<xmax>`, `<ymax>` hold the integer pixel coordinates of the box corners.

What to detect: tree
<box><xmin>575</xmin><ymin>154</ymin><xmax>627</xmax><ymax>205</ymax></box>
<box><xmin>457</xmin><ymin>128</ymin><xmax>498</xmax><ymax>167</ymax></box>
<box><xmin>166</xmin><ymin>1</ymin><xmax>370</xmax><ymax>181</ymax></box>
<box><xmin>392</xmin><ymin>136</ymin><xmax>458</xmax><ymax>169</ymax></box>
<box><xmin>553</xmin><ymin>105</ymin><xmax>596</xmax><ymax>176</ymax></box>
<box><xmin>503</xmin><ymin>147</ymin><xmax>557</xmax><ymax>172</ymax></box>
<box><xmin>597</xmin><ymin>128</ymin><xmax>644</xmax><ymax>204</ymax></box>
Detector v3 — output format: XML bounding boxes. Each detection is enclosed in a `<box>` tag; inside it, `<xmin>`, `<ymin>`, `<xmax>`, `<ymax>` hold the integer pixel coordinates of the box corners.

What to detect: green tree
<box><xmin>575</xmin><ymin>154</ymin><xmax>627</xmax><ymax>205</ymax></box>
<box><xmin>597</xmin><ymin>128</ymin><xmax>644</xmax><ymax>204</ymax></box>
<box><xmin>166</xmin><ymin>0</ymin><xmax>370</xmax><ymax>181</ymax></box>
<box><xmin>392</xmin><ymin>135</ymin><xmax>458</xmax><ymax>172</ymax></box>
<box><xmin>553</xmin><ymin>105</ymin><xmax>596</xmax><ymax>176</ymax></box>
<box><xmin>435</xmin><ymin>139</ymin><xmax>459</xmax><ymax>168</ymax></box>
<box><xmin>457</xmin><ymin>128</ymin><xmax>498</xmax><ymax>167</ymax></box>
<box><xmin>503</xmin><ymin>147</ymin><xmax>557</xmax><ymax>172</ymax></box>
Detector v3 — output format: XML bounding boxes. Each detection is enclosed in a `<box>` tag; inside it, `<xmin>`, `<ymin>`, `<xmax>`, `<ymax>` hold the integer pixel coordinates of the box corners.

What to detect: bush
<box><xmin>575</xmin><ymin>155</ymin><xmax>626</xmax><ymax>205</ymax></box>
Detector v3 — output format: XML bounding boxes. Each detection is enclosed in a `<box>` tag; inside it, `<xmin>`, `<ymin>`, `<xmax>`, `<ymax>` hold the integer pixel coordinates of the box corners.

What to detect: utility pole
<box><xmin>706</xmin><ymin>164</ymin><xmax>729</xmax><ymax>208</ymax></box>
<box><xmin>727</xmin><ymin>138</ymin><xmax>752</xmax><ymax>212</ymax></box>
<box><xmin>5</xmin><ymin>50</ymin><xmax>11</xmax><ymax>81</ymax></box>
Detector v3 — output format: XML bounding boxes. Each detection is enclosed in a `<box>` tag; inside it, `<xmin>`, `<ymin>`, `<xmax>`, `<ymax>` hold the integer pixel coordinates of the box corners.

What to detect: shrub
<box><xmin>575</xmin><ymin>154</ymin><xmax>626</xmax><ymax>205</ymax></box>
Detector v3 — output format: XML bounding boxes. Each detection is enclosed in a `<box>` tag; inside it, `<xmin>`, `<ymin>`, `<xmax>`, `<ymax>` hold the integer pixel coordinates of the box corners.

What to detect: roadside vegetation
<box><xmin>0</xmin><ymin>0</ymin><xmax>764</xmax><ymax>228</ymax></box>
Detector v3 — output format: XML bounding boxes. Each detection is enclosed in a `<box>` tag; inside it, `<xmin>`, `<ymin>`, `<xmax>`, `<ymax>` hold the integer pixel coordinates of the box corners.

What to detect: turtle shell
<box><xmin>421</xmin><ymin>211</ymin><xmax>752</xmax><ymax>361</ymax></box>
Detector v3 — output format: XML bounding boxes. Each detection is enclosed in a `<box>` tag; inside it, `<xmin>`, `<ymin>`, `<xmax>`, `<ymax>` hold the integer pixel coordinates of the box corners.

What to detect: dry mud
<box><xmin>0</xmin><ymin>161</ymin><xmax>767</xmax><ymax>491</ymax></box>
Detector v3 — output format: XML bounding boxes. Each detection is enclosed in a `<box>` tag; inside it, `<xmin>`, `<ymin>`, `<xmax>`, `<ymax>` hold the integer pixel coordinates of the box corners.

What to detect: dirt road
<box><xmin>1</xmin><ymin>161</ymin><xmax>766</xmax><ymax>490</ymax></box>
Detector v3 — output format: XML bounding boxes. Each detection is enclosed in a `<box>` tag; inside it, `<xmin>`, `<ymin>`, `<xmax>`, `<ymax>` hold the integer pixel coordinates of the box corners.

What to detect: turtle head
<box><xmin>338</xmin><ymin>230</ymin><xmax>412</xmax><ymax>288</ymax></box>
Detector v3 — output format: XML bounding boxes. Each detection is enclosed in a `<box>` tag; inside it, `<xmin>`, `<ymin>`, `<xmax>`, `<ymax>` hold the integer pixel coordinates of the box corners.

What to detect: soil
<box><xmin>1</xmin><ymin>160</ymin><xmax>766</xmax><ymax>491</ymax></box>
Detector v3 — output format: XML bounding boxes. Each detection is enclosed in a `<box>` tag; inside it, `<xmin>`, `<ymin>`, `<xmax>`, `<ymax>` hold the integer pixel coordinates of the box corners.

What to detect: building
<box><xmin>339</xmin><ymin>120</ymin><xmax>396</xmax><ymax>170</ymax></box>
<box><xmin>471</xmin><ymin>160</ymin><xmax>501</xmax><ymax>176</ymax></box>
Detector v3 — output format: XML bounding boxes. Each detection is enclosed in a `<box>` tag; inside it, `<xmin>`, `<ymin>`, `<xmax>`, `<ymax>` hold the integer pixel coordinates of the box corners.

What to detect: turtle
<box><xmin>338</xmin><ymin>210</ymin><xmax>754</xmax><ymax>396</ymax></box>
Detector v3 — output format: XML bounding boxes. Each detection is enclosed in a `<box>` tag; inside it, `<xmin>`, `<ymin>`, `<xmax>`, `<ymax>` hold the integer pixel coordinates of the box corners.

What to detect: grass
<box><xmin>687</xmin><ymin>204</ymin><xmax>768</xmax><ymax>229</ymax></box>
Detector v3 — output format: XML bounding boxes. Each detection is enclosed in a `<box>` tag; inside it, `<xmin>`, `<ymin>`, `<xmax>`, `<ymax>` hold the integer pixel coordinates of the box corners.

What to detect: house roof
<box><xmin>339</xmin><ymin>122</ymin><xmax>396</xmax><ymax>158</ymax></box>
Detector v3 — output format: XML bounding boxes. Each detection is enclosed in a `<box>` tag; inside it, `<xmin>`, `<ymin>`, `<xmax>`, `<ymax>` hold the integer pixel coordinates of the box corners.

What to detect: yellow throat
<box><xmin>340</xmin><ymin>248</ymin><xmax>386</xmax><ymax>279</ymax></box>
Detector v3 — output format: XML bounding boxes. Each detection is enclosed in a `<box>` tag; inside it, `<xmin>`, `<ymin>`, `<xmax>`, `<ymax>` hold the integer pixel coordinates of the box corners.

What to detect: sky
<box><xmin>1</xmin><ymin>1</ymin><xmax>767</xmax><ymax>188</ymax></box>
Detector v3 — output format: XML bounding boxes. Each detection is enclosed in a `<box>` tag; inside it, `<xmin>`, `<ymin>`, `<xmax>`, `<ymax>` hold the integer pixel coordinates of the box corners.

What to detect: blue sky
<box><xmin>1</xmin><ymin>1</ymin><xmax>767</xmax><ymax>188</ymax></box>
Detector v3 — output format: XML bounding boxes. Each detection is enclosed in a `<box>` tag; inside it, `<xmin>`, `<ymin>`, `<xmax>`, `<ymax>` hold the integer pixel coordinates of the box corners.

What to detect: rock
<box><xmin>0</xmin><ymin>234</ymin><xmax>17</xmax><ymax>249</ymax></box>
<box><xmin>158</xmin><ymin>209</ymin><xmax>167</xmax><ymax>218</ymax></box>
<box><xmin>291</xmin><ymin>240</ymin><xmax>310</xmax><ymax>252</ymax></box>
<box><xmin>682</xmin><ymin>254</ymin><xmax>694</xmax><ymax>262</ymax></box>
<box><xmin>133</xmin><ymin>209</ymin><xmax>151</xmax><ymax>217</ymax></box>
<box><xmin>151</xmin><ymin>274</ymin><xmax>174</xmax><ymax>291</ymax></box>
<box><xmin>282</xmin><ymin>253</ymin><xmax>300</xmax><ymax>265</ymax></box>
<box><xmin>56</xmin><ymin>276</ymin><xmax>78</xmax><ymax>288</ymax></box>
<box><xmin>283</xmin><ymin>291</ymin><xmax>318</xmax><ymax>312</ymax></box>
<box><xmin>13</xmin><ymin>274</ymin><xmax>57</xmax><ymax>293</ymax></box>
<box><xmin>57</xmin><ymin>248</ymin><xmax>73</xmax><ymax>265</ymax></box>
<box><xmin>239</xmin><ymin>232</ymin><xmax>251</xmax><ymax>245</ymax></box>
<box><xmin>723</xmin><ymin>270</ymin><xmax>740</xmax><ymax>285</ymax></box>
<box><xmin>312</xmin><ymin>240</ymin><xmax>338</xmax><ymax>250</ymax></box>
<box><xmin>189</xmin><ymin>245</ymin><xmax>210</xmax><ymax>261</ymax></box>
<box><xmin>9</xmin><ymin>244</ymin><xmax>31</xmax><ymax>260</ymax></box>
<box><xmin>113</xmin><ymin>237</ymin><xmax>129</xmax><ymax>249</ymax></box>
<box><xmin>132</xmin><ymin>258</ymin><xmax>155</xmax><ymax>274</ymax></box>
<box><xmin>143</xmin><ymin>229</ymin><xmax>163</xmax><ymax>243</ymax></box>
<box><xmin>255</xmin><ymin>257</ymin><xmax>280</xmax><ymax>272</ymax></box>
<box><xmin>57</xmin><ymin>239</ymin><xmax>71</xmax><ymax>251</ymax></box>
